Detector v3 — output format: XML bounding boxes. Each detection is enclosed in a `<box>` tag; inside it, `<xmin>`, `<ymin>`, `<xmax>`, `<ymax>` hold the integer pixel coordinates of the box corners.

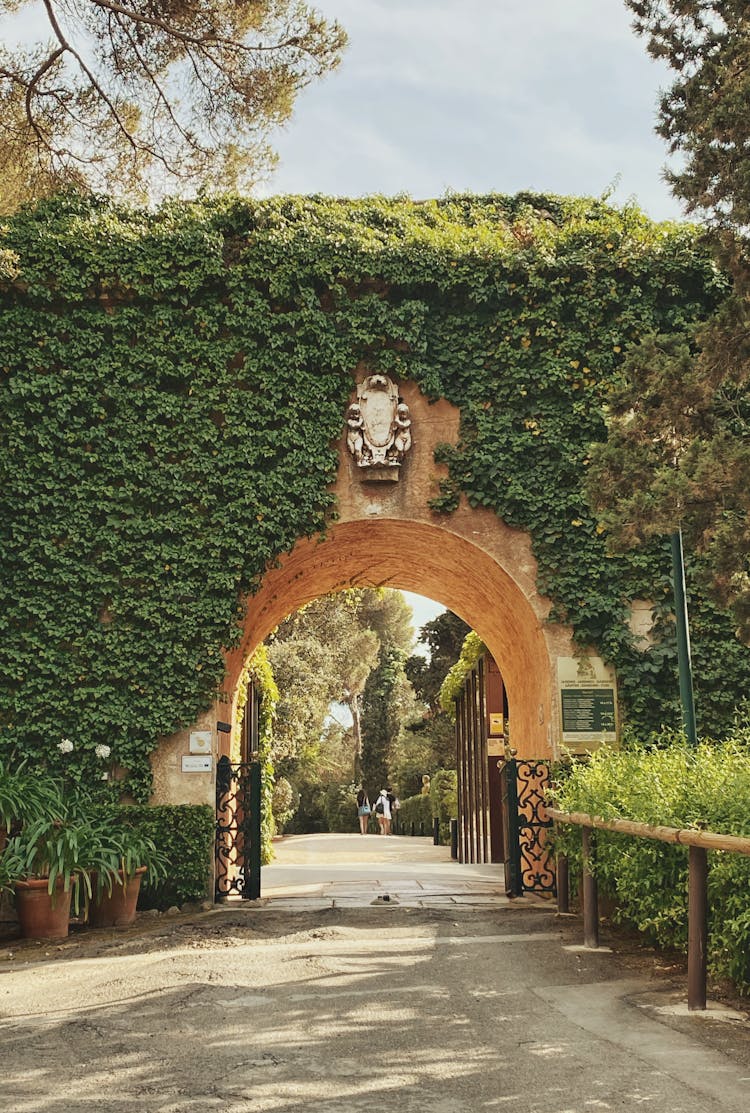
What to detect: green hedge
<box><xmin>429</xmin><ymin>769</ymin><xmax>457</xmax><ymax>844</ymax></box>
<box><xmin>397</xmin><ymin>771</ymin><xmax>457</xmax><ymax>843</ymax></box>
<box><xmin>551</xmin><ymin>734</ymin><xmax>750</xmax><ymax>993</ymax></box>
<box><xmin>397</xmin><ymin>792</ymin><xmax>433</xmax><ymax>835</ymax></box>
<box><xmin>109</xmin><ymin>804</ymin><xmax>215</xmax><ymax>910</ymax></box>
<box><xmin>323</xmin><ymin>783</ymin><xmax>360</xmax><ymax>833</ymax></box>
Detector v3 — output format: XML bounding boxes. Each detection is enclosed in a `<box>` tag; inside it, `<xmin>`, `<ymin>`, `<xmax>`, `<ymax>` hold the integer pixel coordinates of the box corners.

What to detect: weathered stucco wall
<box><xmin>151</xmin><ymin>377</ymin><xmax>580</xmax><ymax>804</ymax></box>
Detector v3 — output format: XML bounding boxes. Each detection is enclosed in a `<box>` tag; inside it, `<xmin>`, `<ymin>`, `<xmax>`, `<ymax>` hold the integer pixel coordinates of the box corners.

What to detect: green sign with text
<box><xmin>561</xmin><ymin>687</ymin><xmax>616</xmax><ymax>735</ymax></box>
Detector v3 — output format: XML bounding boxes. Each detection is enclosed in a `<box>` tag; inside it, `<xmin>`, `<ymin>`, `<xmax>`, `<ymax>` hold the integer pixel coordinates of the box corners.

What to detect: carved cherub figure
<box><xmin>346</xmin><ymin>403</ymin><xmax>366</xmax><ymax>464</ymax></box>
<box><xmin>392</xmin><ymin>402</ymin><xmax>412</xmax><ymax>459</ymax></box>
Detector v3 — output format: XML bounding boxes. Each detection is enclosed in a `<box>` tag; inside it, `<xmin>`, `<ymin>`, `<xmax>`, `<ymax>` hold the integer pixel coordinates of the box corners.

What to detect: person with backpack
<box><xmin>356</xmin><ymin>787</ymin><xmax>371</xmax><ymax>834</ymax></box>
<box><xmin>373</xmin><ymin>789</ymin><xmax>391</xmax><ymax>835</ymax></box>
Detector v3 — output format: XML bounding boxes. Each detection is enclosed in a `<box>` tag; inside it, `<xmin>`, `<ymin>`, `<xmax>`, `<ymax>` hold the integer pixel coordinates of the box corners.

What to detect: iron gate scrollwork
<box><xmin>500</xmin><ymin>757</ymin><xmax>556</xmax><ymax>897</ymax></box>
<box><xmin>215</xmin><ymin>755</ymin><xmax>262</xmax><ymax>900</ymax></box>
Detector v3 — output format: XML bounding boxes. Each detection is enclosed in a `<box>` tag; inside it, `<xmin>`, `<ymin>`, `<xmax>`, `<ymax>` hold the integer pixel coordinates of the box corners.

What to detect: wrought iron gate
<box><xmin>215</xmin><ymin>756</ymin><xmax>262</xmax><ymax>900</ymax></box>
<box><xmin>499</xmin><ymin>757</ymin><xmax>556</xmax><ymax>898</ymax></box>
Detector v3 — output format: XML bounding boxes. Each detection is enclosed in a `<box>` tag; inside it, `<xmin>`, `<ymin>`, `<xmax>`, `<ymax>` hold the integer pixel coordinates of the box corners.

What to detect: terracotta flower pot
<box><xmin>89</xmin><ymin>867</ymin><xmax>147</xmax><ymax>928</ymax></box>
<box><xmin>15</xmin><ymin>877</ymin><xmax>72</xmax><ymax>940</ymax></box>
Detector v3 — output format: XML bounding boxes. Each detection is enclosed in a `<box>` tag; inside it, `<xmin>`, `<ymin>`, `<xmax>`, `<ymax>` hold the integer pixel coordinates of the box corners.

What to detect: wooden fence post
<box><xmin>582</xmin><ymin>826</ymin><xmax>599</xmax><ymax>949</ymax></box>
<box><xmin>688</xmin><ymin>845</ymin><xmax>708</xmax><ymax>1011</ymax></box>
<box><xmin>556</xmin><ymin>852</ymin><xmax>570</xmax><ymax>914</ymax></box>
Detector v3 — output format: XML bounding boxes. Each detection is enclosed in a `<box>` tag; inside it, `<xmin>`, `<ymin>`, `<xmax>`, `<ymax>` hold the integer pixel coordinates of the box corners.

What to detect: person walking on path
<box><xmin>373</xmin><ymin>788</ymin><xmax>391</xmax><ymax>835</ymax></box>
<box><xmin>356</xmin><ymin>787</ymin><xmax>371</xmax><ymax>834</ymax></box>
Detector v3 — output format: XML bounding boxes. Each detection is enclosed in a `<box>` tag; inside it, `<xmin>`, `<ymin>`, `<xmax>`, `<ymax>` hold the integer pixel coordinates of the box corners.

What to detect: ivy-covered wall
<box><xmin>1</xmin><ymin>191</ymin><xmax>748</xmax><ymax>799</ymax></box>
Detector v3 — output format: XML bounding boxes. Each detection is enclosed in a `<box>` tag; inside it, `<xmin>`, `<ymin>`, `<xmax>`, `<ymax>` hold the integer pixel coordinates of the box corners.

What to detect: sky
<box><xmin>262</xmin><ymin>1</ymin><xmax>683</xmax><ymax>634</ymax></box>
<box><xmin>262</xmin><ymin>0</ymin><xmax>683</xmax><ymax>224</ymax></box>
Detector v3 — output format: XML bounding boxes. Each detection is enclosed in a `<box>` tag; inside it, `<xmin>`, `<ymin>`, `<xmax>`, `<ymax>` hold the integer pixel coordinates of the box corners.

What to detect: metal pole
<box><xmin>504</xmin><ymin>757</ymin><xmax>523</xmax><ymax>898</ymax></box>
<box><xmin>433</xmin><ymin>816</ymin><xmax>440</xmax><ymax>845</ymax></box>
<box><xmin>671</xmin><ymin>529</ymin><xmax>697</xmax><ymax>747</ymax></box>
<box><xmin>244</xmin><ymin>761</ymin><xmax>262</xmax><ymax>900</ymax></box>
<box><xmin>556</xmin><ymin>853</ymin><xmax>570</xmax><ymax>914</ymax></box>
<box><xmin>688</xmin><ymin>846</ymin><xmax>708</xmax><ymax>1010</ymax></box>
<box><xmin>450</xmin><ymin>818</ymin><xmax>458</xmax><ymax>860</ymax></box>
<box><xmin>582</xmin><ymin>826</ymin><xmax>599</xmax><ymax>949</ymax></box>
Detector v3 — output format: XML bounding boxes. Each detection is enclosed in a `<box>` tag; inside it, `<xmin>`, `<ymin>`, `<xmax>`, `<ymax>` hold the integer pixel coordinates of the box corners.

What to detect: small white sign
<box><xmin>189</xmin><ymin>730</ymin><xmax>213</xmax><ymax>754</ymax></box>
<box><xmin>181</xmin><ymin>755</ymin><xmax>213</xmax><ymax>773</ymax></box>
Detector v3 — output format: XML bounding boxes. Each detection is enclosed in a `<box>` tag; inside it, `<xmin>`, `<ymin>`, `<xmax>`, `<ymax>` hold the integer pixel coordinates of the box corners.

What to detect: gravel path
<box><xmin>1</xmin><ymin>834</ymin><xmax>749</xmax><ymax>1113</ymax></box>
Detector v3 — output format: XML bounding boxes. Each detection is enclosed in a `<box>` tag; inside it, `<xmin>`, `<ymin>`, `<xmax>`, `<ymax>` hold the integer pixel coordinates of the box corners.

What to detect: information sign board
<box><xmin>557</xmin><ymin>656</ymin><xmax>618</xmax><ymax>752</ymax></box>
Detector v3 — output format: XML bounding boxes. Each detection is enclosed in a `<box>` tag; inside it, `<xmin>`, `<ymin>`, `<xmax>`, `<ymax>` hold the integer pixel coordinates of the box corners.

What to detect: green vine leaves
<box><xmin>0</xmin><ymin>192</ymin><xmax>746</xmax><ymax>795</ymax></box>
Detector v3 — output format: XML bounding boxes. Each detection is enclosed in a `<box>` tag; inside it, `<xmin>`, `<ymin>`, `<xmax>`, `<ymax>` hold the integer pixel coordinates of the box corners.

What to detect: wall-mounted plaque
<box><xmin>181</xmin><ymin>755</ymin><xmax>213</xmax><ymax>773</ymax></box>
<box><xmin>557</xmin><ymin>656</ymin><xmax>618</xmax><ymax>753</ymax></box>
<box><xmin>189</xmin><ymin>730</ymin><xmax>213</xmax><ymax>754</ymax></box>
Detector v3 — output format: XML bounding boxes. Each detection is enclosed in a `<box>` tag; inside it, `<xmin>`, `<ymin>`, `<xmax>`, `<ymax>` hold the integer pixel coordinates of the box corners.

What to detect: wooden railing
<box><xmin>548</xmin><ymin>807</ymin><xmax>750</xmax><ymax>1011</ymax></box>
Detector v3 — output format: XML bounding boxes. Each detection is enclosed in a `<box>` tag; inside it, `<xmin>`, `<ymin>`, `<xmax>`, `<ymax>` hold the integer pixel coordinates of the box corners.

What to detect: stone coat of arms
<box><xmin>345</xmin><ymin>374</ymin><xmax>412</xmax><ymax>474</ymax></box>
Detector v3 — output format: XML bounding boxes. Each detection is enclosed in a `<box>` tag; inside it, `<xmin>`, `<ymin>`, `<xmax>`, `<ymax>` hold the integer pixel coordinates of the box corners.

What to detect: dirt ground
<box><xmin>1</xmin><ymin>835</ymin><xmax>749</xmax><ymax>1113</ymax></box>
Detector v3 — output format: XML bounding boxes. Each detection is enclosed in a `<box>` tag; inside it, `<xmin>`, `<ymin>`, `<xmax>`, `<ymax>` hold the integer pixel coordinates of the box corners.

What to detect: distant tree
<box><xmin>266</xmin><ymin>588</ymin><xmax>416</xmax><ymax>829</ymax></box>
<box><xmin>588</xmin><ymin>3</ymin><xmax>750</xmax><ymax>637</ymax></box>
<box><xmin>406</xmin><ymin>611</ymin><xmax>471</xmax><ymax>711</ymax></box>
<box><xmin>0</xmin><ymin>0</ymin><xmax>346</xmax><ymax>208</ymax></box>
<box><xmin>360</xmin><ymin>644</ymin><xmax>416</xmax><ymax>796</ymax></box>
<box><xmin>391</xmin><ymin>610</ymin><xmax>469</xmax><ymax>791</ymax></box>
<box><xmin>266</xmin><ymin>592</ymin><xmax>378</xmax><ymax>766</ymax></box>
<box><xmin>358</xmin><ymin>590</ymin><xmax>416</xmax><ymax>793</ymax></box>
<box><xmin>626</xmin><ymin>2</ymin><xmax>750</xmax><ymax>230</ymax></box>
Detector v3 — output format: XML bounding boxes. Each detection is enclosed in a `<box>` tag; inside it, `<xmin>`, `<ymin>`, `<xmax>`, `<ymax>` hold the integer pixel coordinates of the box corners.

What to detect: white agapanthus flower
<box><xmin>95</xmin><ymin>744</ymin><xmax>111</xmax><ymax>760</ymax></box>
<box><xmin>57</xmin><ymin>738</ymin><xmax>74</xmax><ymax>754</ymax></box>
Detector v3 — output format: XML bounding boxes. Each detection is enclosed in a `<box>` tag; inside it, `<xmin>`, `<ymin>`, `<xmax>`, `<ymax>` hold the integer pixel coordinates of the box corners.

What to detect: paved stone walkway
<box><xmin>254</xmin><ymin>832</ymin><xmax>541</xmax><ymax>911</ymax></box>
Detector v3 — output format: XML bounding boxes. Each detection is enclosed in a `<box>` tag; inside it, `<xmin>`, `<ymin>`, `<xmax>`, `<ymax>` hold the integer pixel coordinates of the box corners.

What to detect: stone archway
<box><xmin>226</xmin><ymin>517</ymin><xmax>558</xmax><ymax>757</ymax></box>
<box><xmin>151</xmin><ymin>380</ymin><xmax>579</xmax><ymax>805</ymax></box>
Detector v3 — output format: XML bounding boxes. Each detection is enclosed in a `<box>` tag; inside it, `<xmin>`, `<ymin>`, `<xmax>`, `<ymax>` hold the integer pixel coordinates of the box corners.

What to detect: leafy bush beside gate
<box><xmin>430</xmin><ymin>769</ymin><xmax>457</xmax><ymax>844</ymax></box>
<box><xmin>111</xmin><ymin>804</ymin><xmax>216</xmax><ymax>910</ymax></box>
<box><xmin>551</xmin><ymin>734</ymin><xmax>750</xmax><ymax>992</ymax></box>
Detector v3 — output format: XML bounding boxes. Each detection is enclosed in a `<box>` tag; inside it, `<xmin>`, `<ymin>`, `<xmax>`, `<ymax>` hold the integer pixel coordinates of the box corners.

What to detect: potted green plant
<box><xmin>0</xmin><ymin>759</ymin><xmax>60</xmax><ymax>853</ymax></box>
<box><xmin>4</xmin><ymin>803</ymin><xmax>123</xmax><ymax>940</ymax></box>
<box><xmin>89</xmin><ymin>820</ymin><xmax>168</xmax><ymax>928</ymax></box>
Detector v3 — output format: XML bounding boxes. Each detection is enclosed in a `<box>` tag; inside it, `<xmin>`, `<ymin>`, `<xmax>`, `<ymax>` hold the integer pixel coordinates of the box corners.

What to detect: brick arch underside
<box><xmin>226</xmin><ymin>519</ymin><xmax>553</xmax><ymax>758</ymax></box>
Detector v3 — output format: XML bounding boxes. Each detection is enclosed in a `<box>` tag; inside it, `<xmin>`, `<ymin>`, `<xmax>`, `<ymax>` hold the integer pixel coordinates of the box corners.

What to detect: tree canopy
<box><xmin>265</xmin><ymin>588</ymin><xmax>418</xmax><ymax>831</ymax></box>
<box><xmin>265</xmin><ymin>591</ymin><xmax>381</xmax><ymax>767</ymax></box>
<box><xmin>627</xmin><ymin>1</ymin><xmax>750</xmax><ymax>229</ymax></box>
<box><xmin>406</xmin><ymin>611</ymin><xmax>471</xmax><ymax>713</ymax></box>
<box><xmin>0</xmin><ymin>0</ymin><xmax>346</xmax><ymax>208</ymax></box>
<box><xmin>588</xmin><ymin>4</ymin><xmax>750</xmax><ymax>638</ymax></box>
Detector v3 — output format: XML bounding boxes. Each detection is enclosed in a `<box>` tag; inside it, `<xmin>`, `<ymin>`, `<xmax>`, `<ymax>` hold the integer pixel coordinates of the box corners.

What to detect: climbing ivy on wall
<box><xmin>231</xmin><ymin>645</ymin><xmax>278</xmax><ymax>863</ymax></box>
<box><xmin>1</xmin><ymin>190</ymin><xmax>747</xmax><ymax>798</ymax></box>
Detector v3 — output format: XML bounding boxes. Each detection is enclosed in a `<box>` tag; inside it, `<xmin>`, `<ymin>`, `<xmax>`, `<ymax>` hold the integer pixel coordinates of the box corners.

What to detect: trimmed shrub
<box><xmin>398</xmin><ymin>792</ymin><xmax>432</xmax><ymax>836</ymax></box>
<box><xmin>271</xmin><ymin>777</ymin><xmax>297</xmax><ymax>833</ymax></box>
<box><xmin>106</xmin><ymin>804</ymin><xmax>215</xmax><ymax>910</ymax></box>
<box><xmin>429</xmin><ymin>769</ymin><xmax>457</xmax><ymax>844</ymax></box>
<box><xmin>551</xmin><ymin>732</ymin><xmax>750</xmax><ymax>992</ymax></box>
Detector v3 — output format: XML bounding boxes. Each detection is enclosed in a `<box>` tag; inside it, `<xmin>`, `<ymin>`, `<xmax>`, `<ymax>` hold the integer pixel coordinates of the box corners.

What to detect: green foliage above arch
<box><xmin>1</xmin><ymin>191</ymin><xmax>747</xmax><ymax>797</ymax></box>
